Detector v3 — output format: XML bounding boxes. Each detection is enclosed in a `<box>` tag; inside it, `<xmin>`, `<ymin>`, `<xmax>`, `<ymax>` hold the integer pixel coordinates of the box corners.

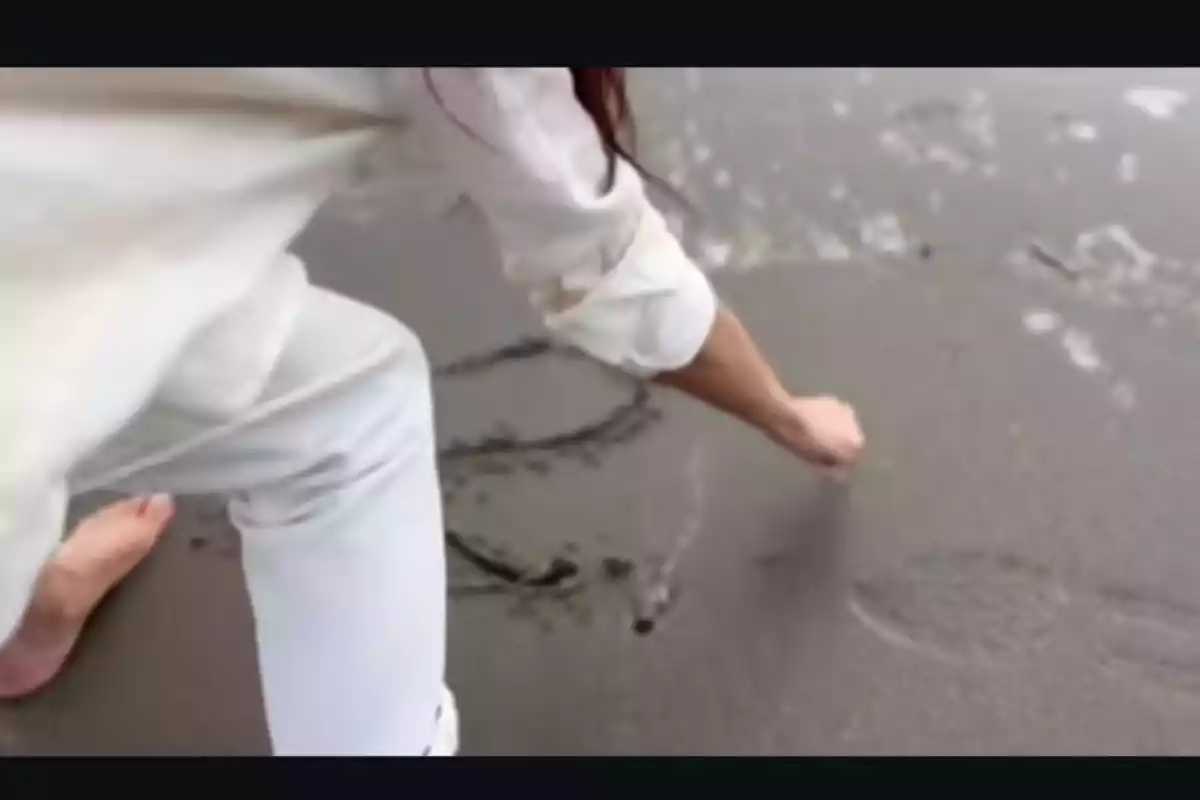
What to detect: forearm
<box><xmin>655</xmin><ymin>306</ymin><xmax>791</xmax><ymax>436</ymax></box>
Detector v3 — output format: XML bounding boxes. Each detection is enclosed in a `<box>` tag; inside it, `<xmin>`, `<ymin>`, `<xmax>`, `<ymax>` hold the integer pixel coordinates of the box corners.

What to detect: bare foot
<box><xmin>0</xmin><ymin>494</ymin><xmax>174</xmax><ymax>700</ymax></box>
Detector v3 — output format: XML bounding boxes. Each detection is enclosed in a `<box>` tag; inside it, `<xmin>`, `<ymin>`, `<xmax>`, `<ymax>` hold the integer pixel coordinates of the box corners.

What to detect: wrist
<box><xmin>755</xmin><ymin>385</ymin><xmax>798</xmax><ymax>441</ymax></box>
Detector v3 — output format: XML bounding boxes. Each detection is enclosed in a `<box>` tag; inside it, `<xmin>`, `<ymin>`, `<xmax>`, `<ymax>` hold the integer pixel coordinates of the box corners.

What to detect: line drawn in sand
<box><xmin>430</xmin><ymin>335</ymin><xmax>706</xmax><ymax>635</ymax></box>
<box><xmin>631</xmin><ymin>439</ymin><xmax>708</xmax><ymax>635</ymax></box>
<box><xmin>851</xmin><ymin>549</ymin><xmax>1200</xmax><ymax>703</ymax></box>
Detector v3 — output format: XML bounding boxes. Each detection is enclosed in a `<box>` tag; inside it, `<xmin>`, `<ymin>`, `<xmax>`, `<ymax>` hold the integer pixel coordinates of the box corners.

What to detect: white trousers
<box><xmin>69</xmin><ymin>286</ymin><xmax>456</xmax><ymax>756</ymax></box>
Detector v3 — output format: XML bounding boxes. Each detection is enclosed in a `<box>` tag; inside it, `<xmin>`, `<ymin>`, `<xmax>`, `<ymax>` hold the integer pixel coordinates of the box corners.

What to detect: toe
<box><xmin>137</xmin><ymin>493</ymin><xmax>175</xmax><ymax>525</ymax></box>
<box><xmin>84</xmin><ymin>494</ymin><xmax>174</xmax><ymax>534</ymax></box>
<box><xmin>92</xmin><ymin>496</ymin><xmax>145</xmax><ymax>523</ymax></box>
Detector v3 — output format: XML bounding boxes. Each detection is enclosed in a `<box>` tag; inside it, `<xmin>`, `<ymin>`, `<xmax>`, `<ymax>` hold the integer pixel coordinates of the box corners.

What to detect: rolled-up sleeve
<box><xmin>408</xmin><ymin>68</ymin><xmax>717</xmax><ymax>377</ymax></box>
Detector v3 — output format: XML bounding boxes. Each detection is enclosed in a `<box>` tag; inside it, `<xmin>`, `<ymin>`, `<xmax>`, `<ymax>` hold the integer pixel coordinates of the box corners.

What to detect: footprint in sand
<box><xmin>1090</xmin><ymin>584</ymin><xmax>1200</xmax><ymax>702</ymax></box>
<box><xmin>849</xmin><ymin>550</ymin><xmax>1069</xmax><ymax>666</ymax></box>
<box><xmin>851</xmin><ymin>548</ymin><xmax>1200</xmax><ymax>703</ymax></box>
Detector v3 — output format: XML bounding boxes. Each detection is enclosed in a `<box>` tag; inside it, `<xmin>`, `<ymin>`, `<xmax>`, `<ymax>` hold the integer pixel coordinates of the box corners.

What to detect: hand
<box><xmin>767</xmin><ymin>395</ymin><xmax>865</xmax><ymax>475</ymax></box>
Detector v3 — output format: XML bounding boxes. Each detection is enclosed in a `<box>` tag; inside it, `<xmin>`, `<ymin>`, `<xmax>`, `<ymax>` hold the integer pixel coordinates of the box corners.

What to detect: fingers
<box><xmin>793</xmin><ymin>395</ymin><xmax>865</xmax><ymax>471</ymax></box>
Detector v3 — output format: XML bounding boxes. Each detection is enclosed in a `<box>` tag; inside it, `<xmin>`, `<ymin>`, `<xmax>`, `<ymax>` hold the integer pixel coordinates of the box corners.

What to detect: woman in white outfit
<box><xmin>0</xmin><ymin>68</ymin><xmax>864</xmax><ymax>755</ymax></box>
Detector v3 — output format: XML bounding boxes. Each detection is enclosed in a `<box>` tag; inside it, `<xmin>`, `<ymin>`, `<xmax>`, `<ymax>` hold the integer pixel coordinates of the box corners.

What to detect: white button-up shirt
<box><xmin>0</xmin><ymin>68</ymin><xmax>716</xmax><ymax>638</ymax></box>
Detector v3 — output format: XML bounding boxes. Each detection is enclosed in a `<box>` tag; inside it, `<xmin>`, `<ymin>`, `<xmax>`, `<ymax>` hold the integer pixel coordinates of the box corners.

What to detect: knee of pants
<box><xmin>302</xmin><ymin>313</ymin><xmax>434</xmax><ymax>489</ymax></box>
<box><xmin>233</xmin><ymin>316</ymin><xmax>436</xmax><ymax>531</ymax></box>
<box><xmin>369</xmin><ymin>314</ymin><xmax>433</xmax><ymax>416</ymax></box>
<box><xmin>363</xmin><ymin>323</ymin><xmax>436</xmax><ymax>463</ymax></box>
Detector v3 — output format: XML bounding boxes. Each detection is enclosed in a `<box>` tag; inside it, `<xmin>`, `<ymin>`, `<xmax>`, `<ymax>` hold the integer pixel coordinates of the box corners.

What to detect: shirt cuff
<box><xmin>543</xmin><ymin>204</ymin><xmax>717</xmax><ymax>378</ymax></box>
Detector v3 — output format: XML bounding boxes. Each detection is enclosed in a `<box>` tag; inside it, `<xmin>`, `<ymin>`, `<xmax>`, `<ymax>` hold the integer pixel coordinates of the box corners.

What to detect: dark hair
<box><xmin>567</xmin><ymin>68</ymin><xmax>636</xmax><ymax>189</ymax></box>
<box><xmin>568</xmin><ymin>68</ymin><xmax>681</xmax><ymax>202</ymax></box>
<box><xmin>424</xmin><ymin>68</ymin><xmax>681</xmax><ymax>202</ymax></box>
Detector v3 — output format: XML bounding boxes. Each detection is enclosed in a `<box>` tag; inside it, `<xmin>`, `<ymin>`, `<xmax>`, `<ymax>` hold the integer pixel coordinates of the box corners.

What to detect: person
<box><xmin>0</xmin><ymin>68</ymin><xmax>864</xmax><ymax>755</ymax></box>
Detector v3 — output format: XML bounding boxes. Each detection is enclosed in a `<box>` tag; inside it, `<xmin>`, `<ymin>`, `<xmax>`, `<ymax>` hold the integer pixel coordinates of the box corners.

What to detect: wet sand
<box><xmin>5</xmin><ymin>68</ymin><xmax>1200</xmax><ymax>754</ymax></box>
